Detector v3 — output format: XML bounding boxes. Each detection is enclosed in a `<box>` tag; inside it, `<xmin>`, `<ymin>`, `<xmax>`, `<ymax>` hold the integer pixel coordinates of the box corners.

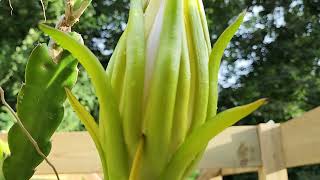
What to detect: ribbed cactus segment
<box><xmin>3</xmin><ymin>44</ymin><xmax>78</xmax><ymax>180</ymax></box>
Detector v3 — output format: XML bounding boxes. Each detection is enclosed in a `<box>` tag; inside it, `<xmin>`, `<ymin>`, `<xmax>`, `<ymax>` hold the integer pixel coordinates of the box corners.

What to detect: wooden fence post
<box><xmin>257</xmin><ymin>123</ymin><xmax>288</xmax><ymax>180</ymax></box>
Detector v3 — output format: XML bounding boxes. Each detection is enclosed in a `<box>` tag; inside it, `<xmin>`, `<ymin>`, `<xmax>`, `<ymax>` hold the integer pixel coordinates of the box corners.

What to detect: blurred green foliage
<box><xmin>0</xmin><ymin>0</ymin><xmax>319</xmax><ymax>179</ymax></box>
<box><xmin>0</xmin><ymin>0</ymin><xmax>129</xmax><ymax>131</ymax></box>
<box><xmin>203</xmin><ymin>0</ymin><xmax>320</xmax><ymax>124</ymax></box>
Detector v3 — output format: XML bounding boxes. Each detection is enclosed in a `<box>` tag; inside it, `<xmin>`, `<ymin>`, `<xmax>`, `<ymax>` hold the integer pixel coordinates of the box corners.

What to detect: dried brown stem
<box><xmin>49</xmin><ymin>0</ymin><xmax>91</xmax><ymax>60</ymax></box>
<box><xmin>8</xmin><ymin>0</ymin><xmax>13</xmax><ymax>15</ymax></box>
<box><xmin>60</xmin><ymin>0</ymin><xmax>91</xmax><ymax>30</ymax></box>
<box><xmin>40</xmin><ymin>0</ymin><xmax>47</xmax><ymax>22</ymax></box>
<box><xmin>0</xmin><ymin>87</ymin><xmax>60</xmax><ymax>180</ymax></box>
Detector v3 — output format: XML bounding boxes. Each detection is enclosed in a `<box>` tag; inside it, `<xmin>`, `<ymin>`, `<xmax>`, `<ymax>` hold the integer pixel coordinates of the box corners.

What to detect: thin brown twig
<box><xmin>72</xmin><ymin>0</ymin><xmax>91</xmax><ymax>24</ymax></box>
<box><xmin>8</xmin><ymin>0</ymin><xmax>13</xmax><ymax>15</ymax></box>
<box><xmin>63</xmin><ymin>0</ymin><xmax>91</xmax><ymax>28</ymax></box>
<box><xmin>49</xmin><ymin>0</ymin><xmax>91</xmax><ymax>60</ymax></box>
<box><xmin>0</xmin><ymin>87</ymin><xmax>60</xmax><ymax>180</ymax></box>
<box><xmin>39</xmin><ymin>0</ymin><xmax>47</xmax><ymax>22</ymax></box>
<box><xmin>64</xmin><ymin>0</ymin><xmax>72</xmax><ymax>25</ymax></box>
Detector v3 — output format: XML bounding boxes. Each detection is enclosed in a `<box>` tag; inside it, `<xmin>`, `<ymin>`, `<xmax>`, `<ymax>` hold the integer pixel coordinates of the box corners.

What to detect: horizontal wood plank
<box><xmin>0</xmin><ymin>126</ymin><xmax>262</xmax><ymax>175</ymax></box>
<box><xmin>198</xmin><ymin>126</ymin><xmax>261</xmax><ymax>169</ymax></box>
<box><xmin>0</xmin><ymin>132</ymin><xmax>102</xmax><ymax>175</ymax></box>
<box><xmin>281</xmin><ymin>107</ymin><xmax>320</xmax><ymax>168</ymax></box>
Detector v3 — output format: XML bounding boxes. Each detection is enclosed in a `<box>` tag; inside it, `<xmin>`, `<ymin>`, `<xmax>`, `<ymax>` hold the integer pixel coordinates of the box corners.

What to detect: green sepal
<box><xmin>184</xmin><ymin>11</ymin><xmax>246</xmax><ymax>177</ymax></box>
<box><xmin>160</xmin><ymin>99</ymin><xmax>267</xmax><ymax>180</ymax></box>
<box><xmin>3</xmin><ymin>44</ymin><xmax>78</xmax><ymax>180</ymax></box>
<box><xmin>65</xmin><ymin>88</ymin><xmax>108</xmax><ymax>179</ymax></box>
<box><xmin>207</xmin><ymin>11</ymin><xmax>246</xmax><ymax>119</ymax></box>
<box><xmin>141</xmin><ymin>0</ymin><xmax>183</xmax><ymax>179</ymax></box>
<box><xmin>169</xmin><ymin>25</ymin><xmax>191</xmax><ymax>154</ymax></box>
<box><xmin>122</xmin><ymin>0</ymin><xmax>145</xmax><ymax>164</ymax></box>
<box><xmin>185</xmin><ymin>0</ymin><xmax>210</xmax><ymax>132</ymax></box>
<box><xmin>109</xmin><ymin>31</ymin><xmax>127</xmax><ymax>104</ymax></box>
<box><xmin>39</xmin><ymin>24</ymin><xmax>129</xmax><ymax>180</ymax></box>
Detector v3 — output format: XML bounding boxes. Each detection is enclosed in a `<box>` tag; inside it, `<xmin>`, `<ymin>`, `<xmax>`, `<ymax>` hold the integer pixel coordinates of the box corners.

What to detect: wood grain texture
<box><xmin>281</xmin><ymin>107</ymin><xmax>320</xmax><ymax>168</ymax></box>
<box><xmin>198</xmin><ymin>126</ymin><xmax>261</xmax><ymax>169</ymax></box>
<box><xmin>0</xmin><ymin>132</ymin><xmax>102</xmax><ymax>175</ymax></box>
<box><xmin>257</xmin><ymin>123</ymin><xmax>288</xmax><ymax>180</ymax></box>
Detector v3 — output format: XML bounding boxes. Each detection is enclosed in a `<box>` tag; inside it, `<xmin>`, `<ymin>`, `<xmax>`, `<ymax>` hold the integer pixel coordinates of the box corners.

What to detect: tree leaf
<box><xmin>3</xmin><ymin>44</ymin><xmax>78</xmax><ymax>180</ymax></box>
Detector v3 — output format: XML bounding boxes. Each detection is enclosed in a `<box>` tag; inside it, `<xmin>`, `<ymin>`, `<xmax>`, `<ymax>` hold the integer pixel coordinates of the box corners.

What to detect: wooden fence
<box><xmin>1</xmin><ymin>107</ymin><xmax>319</xmax><ymax>180</ymax></box>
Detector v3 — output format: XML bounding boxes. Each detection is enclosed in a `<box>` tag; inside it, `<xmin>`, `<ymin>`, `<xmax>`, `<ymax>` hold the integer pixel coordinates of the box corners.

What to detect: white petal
<box><xmin>143</xmin><ymin>0</ymin><xmax>165</xmax><ymax>102</ymax></box>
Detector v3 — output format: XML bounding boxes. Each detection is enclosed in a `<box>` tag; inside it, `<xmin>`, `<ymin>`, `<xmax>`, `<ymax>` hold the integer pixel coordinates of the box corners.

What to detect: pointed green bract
<box><xmin>183</xmin><ymin>11</ymin><xmax>247</xmax><ymax>177</ymax></box>
<box><xmin>196</xmin><ymin>0</ymin><xmax>211</xmax><ymax>52</ymax></box>
<box><xmin>169</xmin><ymin>25</ymin><xmax>191</xmax><ymax>154</ymax></box>
<box><xmin>109</xmin><ymin>32</ymin><xmax>127</xmax><ymax>104</ymax></box>
<box><xmin>207</xmin><ymin>11</ymin><xmax>246</xmax><ymax>119</ymax></box>
<box><xmin>122</xmin><ymin>0</ymin><xmax>145</xmax><ymax>163</ymax></box>
<box><xmin>65</xmin><ymin>88</ymin><xmax>108</xmax><ymax>178</ymax></box>
<box><xmin>66</xmin><ymin>88</ymin><xmax>99</xmax><ymax>141</ymax></box>
<box><xmin>186</xmin><ymin>0</ymin><xmax>210</xmax><ymax>133</ymax></box>
<box><xmin>160</xmin><ymin>98</ymin><xmax>266</xmax><ymax>180</ymax></box>
<box><xmin>3</xmin><ymin>44</ymin><xmax>78</xmax><ymax>180</ymax></box>
<box><xmin>39</xmin><ymin>24</ymin><xmax>129</xmax><ymax>180</ymax></box>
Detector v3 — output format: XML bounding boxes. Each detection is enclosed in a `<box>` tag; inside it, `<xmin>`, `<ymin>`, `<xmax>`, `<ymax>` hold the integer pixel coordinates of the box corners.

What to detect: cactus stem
<box><xmin>0</xmin><ymin>87</ymin><xmax>60</xmax><ymax>180</ymax></box>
